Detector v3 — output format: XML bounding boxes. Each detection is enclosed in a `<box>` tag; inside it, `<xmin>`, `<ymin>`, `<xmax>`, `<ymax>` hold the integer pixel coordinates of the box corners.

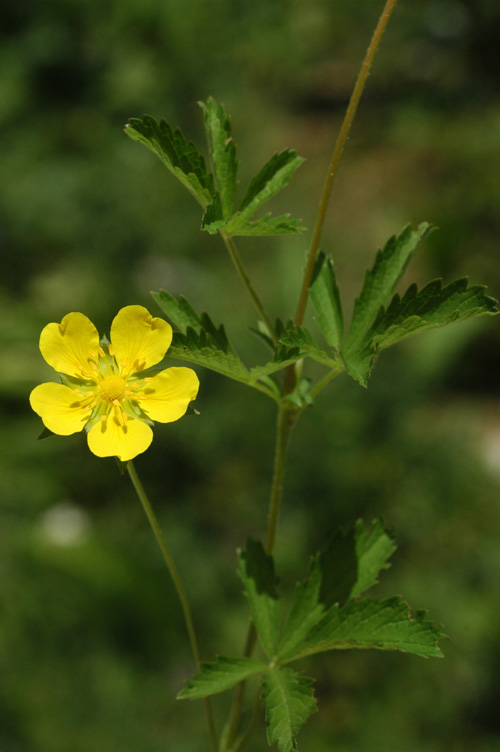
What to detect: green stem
<box><xmin>265</xmin><ymin>404</ymin><xmax>295</xmax><ymax>554</ymax></box>
<box><xmin>223</xmin><ymin>404</ymin><xmax>295</xmax><ymax>749</ymax></box>
<box><xmin>221</xmin><ymin>230</ymin><xmax>279</xmax><ymax>344</ymax></box>
<box><xmin>127</xmin><ymin>460</ymin><xmax>218</xmax><ymax>752</ymax></box>
<box><xmin>294</xmin><ymin>0</ymin><xmax>400</xmax><ymax>328</ymax></box>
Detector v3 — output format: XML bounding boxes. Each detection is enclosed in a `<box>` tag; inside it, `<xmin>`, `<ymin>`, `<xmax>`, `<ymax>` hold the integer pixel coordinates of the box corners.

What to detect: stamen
<box><xmin>89</xmin><ymin>361</ymin><xmax>98</xmax><ymax>371</ymax></box>
<box><xmin>112</xmin><ymin>398</ymin><xmax>121</xmax><ymax>407</ymax></box>
<box><xmin>88</xmin><ymin>349</ymin><xmax>97</xmax><ymax>358</ymax></box>
<box><xmin>109</xmin><ymin>344</ymin><xmax>115</xmax><ymax>356</ymax></box>
<box><xmin>144</xmin><ymin>377</ymin><xmax>154</xmax><ymax>382</ymax></box>
<box><xmin>98</xmin><ymin>346</ymin><xmax>106</xmax><ymax>358</ymax></box>
<box><xmin>100</xmin><ymin>414</ymin><xmax>107</xmax><ymax>423</ymax></box>
<box><xmin>121</xmin><ymin>411</ymin><xmax>128</xmax><ymax>423</ymax></box>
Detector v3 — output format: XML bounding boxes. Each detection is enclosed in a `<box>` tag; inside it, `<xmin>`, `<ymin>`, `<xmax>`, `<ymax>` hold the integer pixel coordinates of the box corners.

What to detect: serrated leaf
<box><xmin>278</xmin><ymin>520</ymin><xmax>395</xmax><ymax>659</ymax></box>
<box><xmin>248</xmin><ymin>351</ymin><xmax>303</xmax><ymax>382</ymax></box>
<box><xmin>344</xmin><ymin>223</ymin><xmax>433</xmax><ymax>357</ymax></box>
<box><xmin>279</xmin><ymin>326</ymin><xmax>343</xmax><ymax>370</ymax></box>
<box><xmin>178</xmin><ymin>656</ymin><xmax>268</xmax><ymax>700</ymax></box>
<box><xmin>310</xmin><ymin>251</ymin><xmax>344</xmax><ymax>349</ymax></box>
<box><xmin>238</xmin><ymin>149</ymin><xmax>304</xmax><ymax>222</ymax></box>
<box><xmin>225</xmin><ymin>213</ymin><xmax>305</xmax><ymax>237</ymax></box>
<box><xmin>345</xmin><ymin>277</ymin><xmax>499</xmax><ymax>386</ymax></box>
<box><xmin>168</xmin><ymin>329</ymin><xmax>251</xmax><ymax>382</ymax></box>
<box><xmin>152</xmin><ymin>290</ymin><xmax>253</xmax><ymax>383</ymax></box>
<box><xmin>200</xmin><ymin>97</ymin><xmax>238</xmax><ymax>219</ymax></box>
<box><xmin>238</xmin><ymin>539</ymin><xmax>281</xmax><ymax>658</ymax></box>
<box><xmin>279</xmin><ymin>596</ymin><xmax>445</xmax><ymax>663</ymax></box>
<box><xmin>125</xmin><ymin>115</ymin><xmax>215</xmax><ymax>207</ymax></box>
<box><xmin>262</xmin><ymin>667</ymin><xmax>317</xmax><ymax>752</ymax></box>
<box><xmin>151</xmin><ymin>290</ymin><xmax>201</xmax><ymax>331</ymax></box>
<box><xmin>350</xmin><ymin>519</ymin><xmax>396</xmax><ymax>598</ymax></box>
<box><xmin>201</xmin><ymin>193</ymin><xmax>226</xmax><ymax>234</ymax></box>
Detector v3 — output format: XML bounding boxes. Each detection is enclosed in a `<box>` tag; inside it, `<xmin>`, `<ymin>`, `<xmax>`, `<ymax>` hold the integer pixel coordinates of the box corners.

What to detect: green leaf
<box><xmin>279</xmin><ymin>596</ymin><xmax>445</xmax><ymax>662</ymax></box>
<box><xmin>238</xmin><ymin>539</ymin><xmax>281</xmax><ymax>658</ymax></box>
<box><xmin>279</xmin><ymin>326</ymin><xmax>343</xmax><ymax>370</ymax></box>
<box><xmin>345</xmin><ymin>277</ymin><xmax>499</xmax><ymax>386</ymax></box>
<box><xmin>261</xmin><ymin>667</ymin><xmax>317</xmax><ymax>752</ymax></box>
<box><xmin>201</xmin><ymin>193</ymin><xmax>226</xmax><ymax>234</ymax></box>
<box><xmin>350</xmin><ymin>519</ymin><xmax>396</xmax><ymax>598</ymax></box>
<box><xmin>238</xmin><ymin>150</ymin><xmax>304</xmax><ymax>218</ymax></box>
<box><xmin>178</xmin><ymin>656</ymin><xmax>268</xmax><ymax>700</ymax></box>
<box><xmin>125</xmin><ymin>115</ymin><xmax>215</xmax><ymax>207</ymax></box>
<box><xmin>344</xmin><ymin>223</ymin><xmax>433</xmax><ymax>357</ymax></box>
<box><xmin>152</xmin><ymin>290</ymin><xmax>252</xmax><ymax>382</ymax></box>
<box><xmin>310</xmin><ymin>251</ymin><xmax>344</xmax><ymax>349</ymax></box>
<box><xmin>225</xmin><ymin>213</ymin><xmax>305</xmax><ymax>237</ymax></box>
<box><xmin>278</xmin><ymin>520</ymin><xmax>395</xmax><ymax>659</ymax></box>
<box><xmin>199</xmin><ymin>97</ymin><xmax>238</xmax><ymax>219</ymax></box>
<box><xmin>168</xmin><ymin>329</ymin><xmax>251</xmax><ymax>382</ymax></box>
<box><xmin>151</xmin><ymin>290</ymin><xmax>201</xmax><ymax>331</ymax></box>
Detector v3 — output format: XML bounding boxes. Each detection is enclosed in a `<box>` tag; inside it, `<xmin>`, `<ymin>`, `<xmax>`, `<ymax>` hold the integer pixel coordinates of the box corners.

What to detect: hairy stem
<box><xmin>127</xmin><ymin>460</ymin><xmax>218</xmax><ymax>752</ymax></box>
<box><xmin>221</xmin><ymin>230</ymin><xmax>279</xmax><ymax>344</ymax></box>
<box><xmin>294</xmin><ymin>0</ymin><xmax>400</xmax><ymax>327</ymax></box>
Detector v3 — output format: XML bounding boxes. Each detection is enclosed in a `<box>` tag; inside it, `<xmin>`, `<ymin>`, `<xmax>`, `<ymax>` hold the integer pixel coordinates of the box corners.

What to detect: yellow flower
<box><xmin>30</xmin><ymin>305</ymin><xmax>199</xmax><ymax>461</ymax></box>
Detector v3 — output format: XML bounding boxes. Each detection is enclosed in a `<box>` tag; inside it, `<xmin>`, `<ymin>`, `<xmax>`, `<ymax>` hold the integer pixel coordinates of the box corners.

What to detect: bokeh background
<box><xmin>2</xmin><ymin>0</ymin><xmax>500</xmax><ymax>750</ymax></box>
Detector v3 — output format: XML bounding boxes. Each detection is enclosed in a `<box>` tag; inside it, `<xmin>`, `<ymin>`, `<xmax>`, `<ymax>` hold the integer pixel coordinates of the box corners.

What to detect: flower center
<box><xmin>99</xmin><ymin>375</ymin><xmax>127</xmax><ymax>402</ymax></box>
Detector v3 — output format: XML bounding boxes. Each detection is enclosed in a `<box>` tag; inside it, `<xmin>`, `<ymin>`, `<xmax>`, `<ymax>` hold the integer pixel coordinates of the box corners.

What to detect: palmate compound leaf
<box><xmin>344</xmin><ymin>222</ymin><xmax>433</xmax><ymax>358</ymax></box>
<box><xmin>277</xmin><ymin>520</ymin><xmax>395</xmax><ymax>660</ymax></box>
<box><xmin>199</xmin><ymin>97</ymin><xmax>238</xmax><ymax>220</ymax></box>
<box><xmin>177</xmin><ymin>656</ymin><xmax>268</xmax><ymax>700</ymax></box>
<box><xmin>278</xmin><ymin>596</ymin><xmax>445</xmax><ymax>663</ymax></box>
<box><xmin>238</xmin><ymin>538</ymin><xmax>281</xmax><ymax>658</ymax></box>
<box><xmin>261</xmin><ymin>667</ymin><xmax>317</xmax><ymax>752</ymax></box>
<box><xmin>310</xmin><ymin>251</ymin><xmax>344</xmax><ymax>350</ymax></box>
<box><xmin>125</xmin><ymin>114</ymin><xmax>215</xmax><ymax>207</ymax></box>
<box><xmin>345</xmin><ymin>276</ymin><xmax>499</xmax><ymax>386</ymax></box>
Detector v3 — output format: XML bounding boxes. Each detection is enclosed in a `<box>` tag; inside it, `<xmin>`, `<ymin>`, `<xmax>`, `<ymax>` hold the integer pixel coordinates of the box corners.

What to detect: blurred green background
<box><xmin>2</xmin><ymin>0</ymin><xmax>500</xmax><ymax>750</ymax></box>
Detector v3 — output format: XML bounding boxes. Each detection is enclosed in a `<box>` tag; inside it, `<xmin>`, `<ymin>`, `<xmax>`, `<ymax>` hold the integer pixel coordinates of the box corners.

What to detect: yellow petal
<box><xmin>136</xmin><ymin>367</ymin><xmax>199</xmax><ymax>423</ymax></box>
<box><xmin>110</xmin><ymin>306</ymin><xmax>172</xmax><ymax>376</ymax></box>
<box><xmin>39</xmin><ymin>312</ymin><xmax>100</xmax><ymax>379</ymax></box>
<box><xmin>30</xmin><ymin>382</ymin><xmax>91</xmax><ymax>435</ymax></box>
<box><xmin>87</xmin><ymin>413</ymin><xmax>153</xmax><ymax>461</ymax></box>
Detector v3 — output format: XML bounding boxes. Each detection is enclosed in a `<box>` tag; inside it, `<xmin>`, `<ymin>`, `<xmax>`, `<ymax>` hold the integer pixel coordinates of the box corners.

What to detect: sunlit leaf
<box><xmin>237</xmin><ymin>149</ymin><xmax>304</xmax><ymax>221</ymax></box>
<box><xmin>200</xmin><ymin>97</ymin><xmax>238</xmax><ymax>219</ymax></box>
<box><xmin>345</xmin><ymin>276</ymin><xmax>499</xmax><ymax>385</ymax></box>
<box><xmin>125</xmin><ymin>115</ymin><xmax>215</xmax><ymax>207</ymax></box>
<box><xmin>344</xmin><ymin>223</ymin><xmax>433</xmax><ymax>357</ymax></box>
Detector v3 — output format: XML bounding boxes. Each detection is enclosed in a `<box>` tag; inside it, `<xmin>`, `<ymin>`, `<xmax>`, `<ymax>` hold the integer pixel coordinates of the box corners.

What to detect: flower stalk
<box><xmin>127</xmin><ymin>460</ymin><xmax>218</xmax><ymax>752</ymax></box>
